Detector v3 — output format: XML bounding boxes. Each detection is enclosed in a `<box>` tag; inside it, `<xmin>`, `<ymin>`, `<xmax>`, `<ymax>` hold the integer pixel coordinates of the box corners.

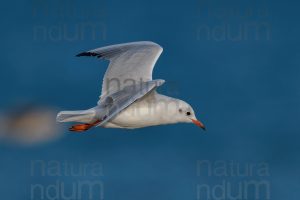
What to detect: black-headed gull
<box><xmin>56</xmin><ymin>41</ymin><xmax>205</xmax><ymax>131</ymax></box>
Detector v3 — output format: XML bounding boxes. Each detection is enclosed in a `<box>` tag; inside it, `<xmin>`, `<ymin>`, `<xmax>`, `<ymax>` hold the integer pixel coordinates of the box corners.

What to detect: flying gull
<box><xmin>56</xmin><ymin>41</ymin><xmax>205</xmax><ymax>131</ymax></box>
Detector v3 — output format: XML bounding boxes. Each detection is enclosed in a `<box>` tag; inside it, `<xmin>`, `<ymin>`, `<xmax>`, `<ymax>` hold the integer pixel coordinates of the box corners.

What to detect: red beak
<box><xmin>191</xmin><ymin>119</ymin><xmax>206</xmax><ymax>130</ymax></box>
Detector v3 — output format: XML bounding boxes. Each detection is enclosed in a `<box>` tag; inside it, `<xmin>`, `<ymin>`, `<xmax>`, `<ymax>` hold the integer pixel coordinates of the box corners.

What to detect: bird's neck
<box><xmin>146</xmin><ymin>92</ymin><xmax>182</xmax><ymax>124</ymax></box>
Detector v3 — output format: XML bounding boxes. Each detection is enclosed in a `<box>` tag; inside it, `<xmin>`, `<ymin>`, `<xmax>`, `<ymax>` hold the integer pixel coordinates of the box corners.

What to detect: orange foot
<box><xmin>69</xmin><ymin>120</ymin><xmax>101</xmax><ymax>132</ymax></box>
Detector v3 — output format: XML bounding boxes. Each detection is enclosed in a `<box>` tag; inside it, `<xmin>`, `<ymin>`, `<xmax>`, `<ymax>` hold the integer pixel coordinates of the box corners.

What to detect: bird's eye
<box><xmin>179</xmin><ymin>109</ymin><xmax>182</xmax><ymax>113</ymax></box>
<box><xmin>186</xmin><ymin>112</ymin><xmax>191</xmax><ymax>116</ymax></box>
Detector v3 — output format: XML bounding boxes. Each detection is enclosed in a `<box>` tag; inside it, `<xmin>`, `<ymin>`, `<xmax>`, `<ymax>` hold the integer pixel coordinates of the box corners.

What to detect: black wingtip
<box><xmin>76</xmin><ymin>52</ymin><xmax>98</xmax><ymax>57</ymax></box>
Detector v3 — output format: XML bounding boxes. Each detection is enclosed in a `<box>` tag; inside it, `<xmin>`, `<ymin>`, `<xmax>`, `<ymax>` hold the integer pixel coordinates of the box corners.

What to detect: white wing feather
<box><xmin>76</xmin><ymin>41</ymin><xmax>163</xmax><ymax>97</ymax></box>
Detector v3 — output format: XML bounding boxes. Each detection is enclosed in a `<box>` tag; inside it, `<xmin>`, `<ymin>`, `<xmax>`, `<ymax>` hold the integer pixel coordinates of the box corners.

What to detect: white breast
<box><xmin>105</xmin><ymin>93</ymin><xmax>180</xmax><ymax>128</ymax></box>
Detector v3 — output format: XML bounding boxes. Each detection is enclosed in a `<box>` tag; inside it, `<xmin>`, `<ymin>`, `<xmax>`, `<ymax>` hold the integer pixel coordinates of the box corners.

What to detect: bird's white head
<box><xmin>170</xmin><ymin>99</ymin><xmax>206</xmax><ymax>130</ymax></box>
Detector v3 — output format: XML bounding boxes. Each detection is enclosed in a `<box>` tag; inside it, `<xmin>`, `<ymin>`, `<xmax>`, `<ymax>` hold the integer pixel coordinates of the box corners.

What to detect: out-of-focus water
<box><xmin>0</xmin><ymin>0</ymin><xmax>299</xmax><ymax>199</ymax></box>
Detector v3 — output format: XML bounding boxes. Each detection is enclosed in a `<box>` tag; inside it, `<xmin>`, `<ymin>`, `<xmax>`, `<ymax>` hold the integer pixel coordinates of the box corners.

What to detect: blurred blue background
<box><xmin>0</xmin><ymin>0</ymin><xmax>299</xmax><ymax>199</ymax></box>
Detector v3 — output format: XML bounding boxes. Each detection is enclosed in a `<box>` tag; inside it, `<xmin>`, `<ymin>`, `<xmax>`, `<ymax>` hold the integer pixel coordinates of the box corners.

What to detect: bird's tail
<box><xmin>56</xmin><ymin>109</ymin><xmax>99</xmax><ymax>132</ymax></box>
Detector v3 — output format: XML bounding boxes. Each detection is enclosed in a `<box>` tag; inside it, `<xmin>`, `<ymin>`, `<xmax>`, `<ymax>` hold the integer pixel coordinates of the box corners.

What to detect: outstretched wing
<box><xmin>76</xmin><ymin>41</ymin><xmax>163</xmax><ymax>97</ymax></box>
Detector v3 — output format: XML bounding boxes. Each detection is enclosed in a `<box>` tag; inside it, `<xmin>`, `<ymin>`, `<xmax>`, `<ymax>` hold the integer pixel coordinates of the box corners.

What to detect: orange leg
<box><xmin>69</xmin><ymin>120</ymin><xmax>101</xmax><ymax>132</ymax></box>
